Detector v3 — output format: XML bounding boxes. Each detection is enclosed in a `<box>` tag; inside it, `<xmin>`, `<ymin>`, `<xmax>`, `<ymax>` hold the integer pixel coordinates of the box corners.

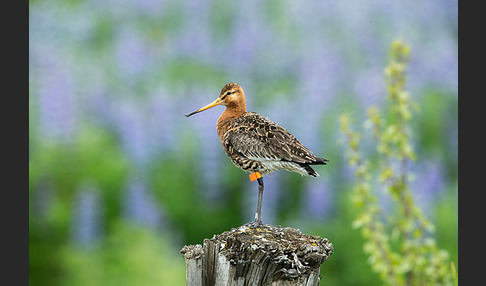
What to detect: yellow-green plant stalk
<box><xmin>340</xmin><ymin>38</ymin><xmax>455</xmax><ymax>285</ymax></box>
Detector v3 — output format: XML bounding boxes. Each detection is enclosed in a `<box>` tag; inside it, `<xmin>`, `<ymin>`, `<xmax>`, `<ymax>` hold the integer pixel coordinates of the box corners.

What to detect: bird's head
<box><xmin>185</xmin><ymin>82</ymin><xmax>246</xmax><ymax>117</ymax></box>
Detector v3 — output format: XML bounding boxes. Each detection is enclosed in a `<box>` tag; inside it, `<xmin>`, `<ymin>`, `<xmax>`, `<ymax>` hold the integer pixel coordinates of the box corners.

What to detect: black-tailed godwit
<box><xmin>186</xmin><ymin>83</ymin><xmax>329</xmax><ymax>225</ymax></box>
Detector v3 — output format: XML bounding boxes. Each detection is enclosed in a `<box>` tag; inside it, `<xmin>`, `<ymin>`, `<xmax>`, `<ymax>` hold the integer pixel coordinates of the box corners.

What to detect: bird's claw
<box><xmin>244</xmin><ymin>219</ymin><xmax>264</xmax><ymax>228</ymax></box>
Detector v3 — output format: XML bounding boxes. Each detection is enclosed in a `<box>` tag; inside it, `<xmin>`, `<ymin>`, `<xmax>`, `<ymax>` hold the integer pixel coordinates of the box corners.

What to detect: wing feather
<box><xmin>224</xmin><ymin>112</ymin><xmax>320</xmax><ymax>164</ymax></box>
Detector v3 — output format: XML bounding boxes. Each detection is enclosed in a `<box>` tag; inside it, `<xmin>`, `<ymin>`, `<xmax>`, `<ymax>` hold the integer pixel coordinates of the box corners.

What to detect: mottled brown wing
<box><xmin>224</xmin><ymin>112</ymin><xmax>319</xmax><ymax>164</ymax></box>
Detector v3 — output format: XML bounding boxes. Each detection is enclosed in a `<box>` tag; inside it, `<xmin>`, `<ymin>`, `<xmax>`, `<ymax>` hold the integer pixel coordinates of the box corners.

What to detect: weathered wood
<box><xmin>180</xmin><ymin>224</ymin><xmax>333</xmax><ymax>286</ymax></box>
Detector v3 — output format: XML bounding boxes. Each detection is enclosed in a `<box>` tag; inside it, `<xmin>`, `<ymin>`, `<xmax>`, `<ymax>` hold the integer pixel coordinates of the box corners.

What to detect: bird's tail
<box><xmin>300</xmin><ymin>164</ymin><xmax>320</xmax><ymax>177</ymax></box>
<box><xmin>311</xmin><ymin>157</ymin><xmax>329</xmax><ymax>165</ymax></box>
<box><xmin>298</xmin><ymin>157</ymin><xmax>329</xmax><ymax>177</ymax></box>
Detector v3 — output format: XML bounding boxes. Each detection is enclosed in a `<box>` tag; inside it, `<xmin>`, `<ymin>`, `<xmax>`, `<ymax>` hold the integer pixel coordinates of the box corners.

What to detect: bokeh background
<box><xmin>29</xmin><ymin>0</ymin><xmax>458</xmax><ymax>285</ymax></box>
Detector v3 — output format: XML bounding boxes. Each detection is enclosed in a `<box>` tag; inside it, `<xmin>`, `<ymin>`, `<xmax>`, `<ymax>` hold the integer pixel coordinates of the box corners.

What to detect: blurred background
<box><xmin>29</xmin><ymin>0</ymin><xmax>457</xmax><ymax>285</ymax></box>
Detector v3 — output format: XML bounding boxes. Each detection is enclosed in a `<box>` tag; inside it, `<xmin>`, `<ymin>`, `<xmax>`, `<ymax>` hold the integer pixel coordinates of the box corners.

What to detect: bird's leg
<box><xmin>247</xmin><ymin>172</ymin><xmax>264</xmax><ymax>227</ymax></box>
<box><xmin>254</xmin><ymin>177</ymin><xmax>264</xmax><ymax>225</ymax></box>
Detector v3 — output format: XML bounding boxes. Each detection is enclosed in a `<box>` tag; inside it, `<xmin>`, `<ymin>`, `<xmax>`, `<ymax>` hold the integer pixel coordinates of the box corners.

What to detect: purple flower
<box><xmin>301</xmin><ymin>177</ymin><xmax>333</xmax><ymax>219</ymax></box>
<box><xmin>221</xmin><ymin>0</ymin><xmax>272</xmax><ymax>72</ymax></box>
<box><xmin>291</xmin><ymin>46</ymin><xmax>342</xmax><ymax>153</ymax></box>
<box><xmin>354</xmin><ymin>68</ymin><xmax>386</xmax><ymax>108</ymax></box>
<box><xmin>114</xmin><ymin>27</ymin><xmax>150</xmax><ymax>80</ymax></box>
<box><xmin>36</xmin><ymin>57</ymin><xmax>78</xmax><ymax>145</ymax></box>
<box><xmin>410</xmin><ymin>161</ymin><xmax>445</xmax><ymax>217</ymax></box>
<box><xmin>112</xmin><ymin>99</ymin><xmax>151</xmax><ymax>166</ymax></box>
<box><xmin>134</xmin><ymin>0</ymin><xmax>165</xmax><ymax>17</ymax></box>
<box><xmin>172</xmin><ymin>0</ymin><xmax>212</xmax><ymax>60</ymax></box>
<box><xmin>146</xmin><ymin>91</ymin><xmax>179</xmax><ymax>154</ymax></box>
<box><xmin>71</xmin><ymin>182</ymin><xmax>103</xmax><ymax>246</ymax></box>
<box><xmin>123</xmin><ymin>177</ymin><xmax>163</xmax><ymax>228</ymax></box>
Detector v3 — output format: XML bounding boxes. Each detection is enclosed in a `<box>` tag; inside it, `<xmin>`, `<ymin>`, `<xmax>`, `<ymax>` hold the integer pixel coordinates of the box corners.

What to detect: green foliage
<box><xmin>340</xmin><ymin>39</ymin><xmax>457</xmax><ymax>286</ymax></box>
<box><xmin>59</xmin><ymin>222</ymin><xmax>186</xmax><ymax>286</ymax></box>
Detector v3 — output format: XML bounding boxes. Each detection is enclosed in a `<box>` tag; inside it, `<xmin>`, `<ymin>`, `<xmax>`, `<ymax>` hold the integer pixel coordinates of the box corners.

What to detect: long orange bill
<box><xmin>185</xmin><ymin>98</ymin><xmax>222</xmax><ymax>117</ymax></box>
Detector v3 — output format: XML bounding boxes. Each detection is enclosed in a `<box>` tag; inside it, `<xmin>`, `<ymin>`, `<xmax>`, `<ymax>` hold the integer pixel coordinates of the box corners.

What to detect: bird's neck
<box><xmin>217</xmin><ymin>101</ymin><xmax>246</xmax><ymax>139</ymax></box>
<box><xmin>223</xmin><ymin>102</ymin><xmax>246</xmax><ymax>118</ymax></box>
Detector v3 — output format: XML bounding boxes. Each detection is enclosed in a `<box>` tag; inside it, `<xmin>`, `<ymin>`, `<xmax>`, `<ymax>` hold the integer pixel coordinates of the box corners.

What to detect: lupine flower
<box><xmin>36</xmin><ymin>57</ymin><xmax>78</xmax><ymax>145</ymax></box>
<box><xmin>183</xmin><ymin>0</ymin><xmax>212</xmax><ymax>59</ymax></box>
<box><xmin>71</xmin><ymin>182</ymin><xmax>103</xmax><ymax>246</ymax></box>
<box><xmin>146</xmin><ymin>91</ymin><xmax>179</xmax><ymax>154</ymax></box>
<box><xmin>301</xmin><ymin>176</ymin><xmax>334</xmax><ymax>220</ymax></box>
<box><xmin>410</xmin><ymin>161</ymin><xmax>445</xmax><ymax>218</ymax></box>
<box><xmin>123</xmin><ymin>177</ymin><xmax>163</xmax><ymax>228</ymax></box>
<box><xmin>224</xmin><ymin>0</ymin><xmax>268</xmax><ymax>72</ymax></box>
<box><xmin>134</xmin><ymin>0</ymin><xmax>165</xmax><ymax>17</ymax></box>
<box><xmin>293</xmin><ymin>48</ymin><xmax>340</xmax><ymax>153</ymax></box>
<box><xmin>113</xmin><ymin>99</ymin><xmax>151</xmax><ymax>167</ymax></box>
<box><xmin>114</xmin><ymin>27</ymin><xmax>150</xmax><ymax>81</ymax></box>
<box><xmin>354</xmin><ymin>69</ymin><xmax>386</xmax><ymax>108</ymax></box>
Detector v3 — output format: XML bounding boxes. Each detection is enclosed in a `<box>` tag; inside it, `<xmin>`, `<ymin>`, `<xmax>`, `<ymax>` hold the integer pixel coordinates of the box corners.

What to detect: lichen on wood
<box><xmin>181</xmin><ymin>224</ymin><xmax>333</xmax><ymax>286</ymax></box>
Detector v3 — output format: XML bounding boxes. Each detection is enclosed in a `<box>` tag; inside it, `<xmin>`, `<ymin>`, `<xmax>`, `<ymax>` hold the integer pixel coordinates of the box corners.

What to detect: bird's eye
<box><xmin>221</xmin><ymin>91</ymin><xmax>231</xmax><ymax>99</ymax></box>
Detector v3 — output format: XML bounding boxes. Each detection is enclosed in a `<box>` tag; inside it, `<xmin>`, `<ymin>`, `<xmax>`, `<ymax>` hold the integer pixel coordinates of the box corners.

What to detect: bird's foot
<box><xmin>244</xmin><ymin>219</ymin><xmax>264</xmax><ymax>229</ymax></box>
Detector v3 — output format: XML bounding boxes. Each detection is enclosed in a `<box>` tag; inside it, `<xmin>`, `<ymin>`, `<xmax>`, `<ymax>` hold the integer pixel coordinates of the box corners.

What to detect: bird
<box><xmin>185</xmin><ymin>82</ymin><xmax>329</xmax><ymax>225</ymax></box>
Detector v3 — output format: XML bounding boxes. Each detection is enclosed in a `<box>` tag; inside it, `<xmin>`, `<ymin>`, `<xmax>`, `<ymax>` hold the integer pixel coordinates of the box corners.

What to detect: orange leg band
<box><xmin>249</xmin><ymin>172</ymin><xmax>262</xmax><ymax>182</ymax></box>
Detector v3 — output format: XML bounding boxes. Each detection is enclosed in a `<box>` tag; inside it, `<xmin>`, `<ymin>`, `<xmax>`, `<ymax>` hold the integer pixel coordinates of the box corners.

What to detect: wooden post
<box><xmin>180</xmin><ymin>224</ymin><xmax>333</xmax><ymax>286</ymax></box>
